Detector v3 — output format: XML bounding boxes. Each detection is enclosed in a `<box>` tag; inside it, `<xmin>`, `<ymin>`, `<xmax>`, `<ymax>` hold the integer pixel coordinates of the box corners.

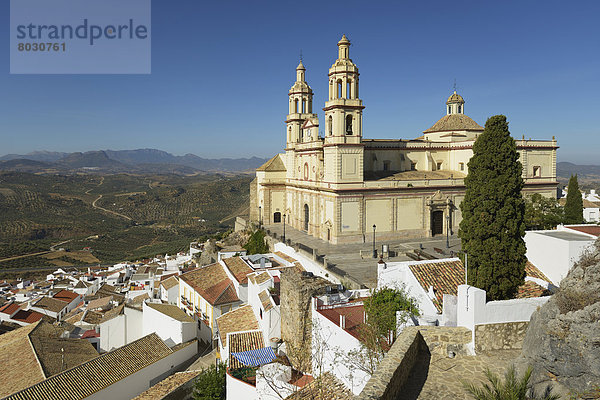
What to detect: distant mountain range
<box><xmin>0</xmin><ymin>149</ymin><xmax>269</xmax><ymax>174</ymax></box>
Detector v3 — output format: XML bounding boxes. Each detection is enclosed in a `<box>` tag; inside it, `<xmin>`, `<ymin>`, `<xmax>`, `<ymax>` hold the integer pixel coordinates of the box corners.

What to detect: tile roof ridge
<box><xmin>26</xmin><ymin>321</ymin><xmax>47</xmax><ymax>379</ymax></box>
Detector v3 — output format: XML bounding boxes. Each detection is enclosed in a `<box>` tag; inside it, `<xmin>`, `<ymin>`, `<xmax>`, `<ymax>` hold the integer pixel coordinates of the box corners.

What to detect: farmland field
<box><xmin>0</xmin><ymin>171</ymin><xmax>252</xmax><ymax>271</ymax></box>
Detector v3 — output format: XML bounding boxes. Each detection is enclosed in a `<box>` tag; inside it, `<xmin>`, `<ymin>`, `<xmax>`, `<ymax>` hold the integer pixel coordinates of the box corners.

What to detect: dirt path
<box><xmin>91</xmin><ymin>194</ymin><xmax>133</xmax><ymax>220</ymax></box>
<box><xmin>0</xmin><ymin>238</ymin><xmax>73</xmax><ymax>263</ymax></box>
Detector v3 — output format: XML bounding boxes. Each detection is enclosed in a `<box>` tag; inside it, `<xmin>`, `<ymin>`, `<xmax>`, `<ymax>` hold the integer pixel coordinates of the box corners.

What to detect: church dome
<box><xmin>424</xmin><ymin>114</ymin><xmax>483</xmax><ymax>133</ymax></box>
<box><xmin>446</xmin><ymin>91</ymin><xmax>464</xmax><ymax>104</ymax></box>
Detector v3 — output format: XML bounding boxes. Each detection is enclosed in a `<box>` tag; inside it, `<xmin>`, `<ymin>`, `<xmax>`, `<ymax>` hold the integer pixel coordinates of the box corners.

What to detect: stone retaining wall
<box><xmin>356</xmin><ymin>326</ymin><xmax>472</xmax><ymax>399</ymax></box>
<box><xmin>474</xmin><ymin>321</ymin><xmax>529</xmax><ymax>352</ymax></box>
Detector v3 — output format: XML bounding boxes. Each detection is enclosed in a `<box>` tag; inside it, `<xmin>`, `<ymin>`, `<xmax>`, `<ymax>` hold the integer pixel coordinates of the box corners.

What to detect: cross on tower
<box><xmin>453</xmin><ymin>79</ymin><xmax>458</xmax><ymax>92</ymax></box>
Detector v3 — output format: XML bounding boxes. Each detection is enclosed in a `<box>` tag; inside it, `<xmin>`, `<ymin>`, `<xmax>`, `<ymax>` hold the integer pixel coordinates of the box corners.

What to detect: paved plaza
<box><xmin>264</xmin><ymin>223</ymin><xmax>462</xmax><ymax>288</ymax></box>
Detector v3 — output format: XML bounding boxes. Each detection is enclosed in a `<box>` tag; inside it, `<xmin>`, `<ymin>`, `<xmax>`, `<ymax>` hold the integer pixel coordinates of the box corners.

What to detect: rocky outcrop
<box><xmin>521</xmin><ymin>240</ymin><xmax>600</xmax><ymax>395</ymax></box>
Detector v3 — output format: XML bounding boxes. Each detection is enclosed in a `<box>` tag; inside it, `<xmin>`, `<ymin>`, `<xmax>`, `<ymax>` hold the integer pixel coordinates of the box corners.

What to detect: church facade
<box><xmin>250</xmin><ymin>35</ymin><xmax>558</xmax><ymax>244</ymax></box>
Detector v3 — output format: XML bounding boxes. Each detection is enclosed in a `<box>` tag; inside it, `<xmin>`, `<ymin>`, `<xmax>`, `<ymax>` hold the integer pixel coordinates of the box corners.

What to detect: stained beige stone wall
<box><xmin>475</xmin><ymin>321</ymin><xmax>529</xmax><ymax>352</ymax></box>
<box><xmin>280</xmin><ymin>268</ymin><xmax>331</xmax><ymax>372</ymax></box>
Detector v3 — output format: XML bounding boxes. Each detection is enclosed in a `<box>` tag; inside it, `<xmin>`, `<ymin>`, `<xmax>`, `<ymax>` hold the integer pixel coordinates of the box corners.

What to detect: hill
<box><xmin>557</xmin><ymin>162</ymin><xmax>600</xmax><ymax>191</ymax></box>
<box><xmin>0</xmin><ymin>172</ymin><xmax>252</xmax><ymax>270</ymax></box>
<box><xmin>0</xmin><ymin>149</ymin><xmax>268</xmax><ymax>174</ymax></box>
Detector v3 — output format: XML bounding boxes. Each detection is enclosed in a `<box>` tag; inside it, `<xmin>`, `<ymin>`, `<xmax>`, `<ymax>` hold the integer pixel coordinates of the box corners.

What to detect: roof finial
<box><xmin>453</xmin><ymin>79</ymin><xmax>457</xmax><ymax>94</ymax></box>
<box><xmin>300</xmin><ymin>49</ymin><xmax>303</xmax><ymax>63</ymax></box>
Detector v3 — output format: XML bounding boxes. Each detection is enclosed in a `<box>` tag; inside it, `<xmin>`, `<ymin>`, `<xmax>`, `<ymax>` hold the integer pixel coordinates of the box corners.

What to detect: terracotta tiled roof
<box><xmin>160</xmin><ymin>276</ymin><xmax>179</xmax><ymax>290</ymax></box>
<box><xmin>423</xmin><ymin>113</ymin><xmax>484</xmax><ymax>133</ymax></box>
<box><xmin>27</xmin><ymin>322</ymin><xmax>98</xmax><ymax>377</ymax></box>
<box><xmin>0</xmin><ymin>322</ymin><xmax>45</xmax><ymax>398</ymax></box>
<box><xmin>409</xmin><ymin>260</ymin><xmax>465</xmax><ymax>312</ymax></box>
<box><xmin>0</xmin><ymin>321</ymin><xmax>99</xmax><ymax>398</ymax></box>
<box><xmin>180</xmin><ymin>264</ymin><xmax>239</xmax><ymax>306</ymax></box>
<box><xmin>216</xmin><ymin>305</ymin><xmax>259</xmax><ymax>346</ymax></box>
<box><xmin>11</xmin><ymin>310</ymin><xmax>46</xmax><ymax>324</ymax></box>
<box><xmin>5</xmin><ymin>334</ymin><xmax>188</xmax><ymax>400</ymax></box>
<box><xmin>286</xmin><ymin>372</ymin><xmax>353</xmax><ymax>400</ymax></box>
<box><xmin>258</xmin><ymin>290</ymin><xmax>273</xmax><ymax>312</ymax></box>
<box><xmin>317</xmin><ymin>304</ymin><xmax>365</xmax><ymax>341</ymax></box>
<box><xmin>99</xmin><ymin>304</ymin><xmax>125</xmax><ymax>323</ymax></box>
<box><xmin>409</xmin><ymin>259</ymin><xmax>553</xmax><ymax>312</ymax></box>
<box><xmin>222</xmin><ymin>257</ymin><xmax>254</xmax><ymax>284</ymax></box>
<box><xmin>132</xmin><ymin>371</ymin><xmax>200</xmax><ymax>400</ymax></box>
<box><xmin>249</xmin><ymin>271</ymin><xmax>271</xmax><ymax>285</ymax></box>
<box><xmin>516</xmin><ymin>281</ymin><xmax>550</xmax><ymax>299</ymax></box>
<box><xmin>32</xmin><ymin>297</ymin><xmax>69</xmax><ymax>314</ymax></box>
<box><xmin>566</xmin><ymin>225</ymin><xmax>600</xmax><ymax>238</ymax></box>
<box><xmin>274</xmin><ymin>251</ymin><xmax>296</xmax><ymax>263</ymax></box>
<box><xmin>52</xmin><ymin>290</ymin><xmax>78</xmax><ymax>303</ymax></box>
<box><xmin>86</xmin><ymin>296</ymin><xmax>112</xmax><ymax>311</ymax></box>
<box><xmin>228</xmin><ymin>330</ymin><xmax>265</xmax><ymax>370</ymax></box>
<box><xmin>81</xmin><ymin>330</ymin><xmax>99</xmax><ymax>339</ymax></box>
<box><xmin>0</xmin><ymin>302</ymin><xmax>19</xmax><ymax>316</ymax></box>
<box><xmin>525</xmin><ymin>261</ymin><xmax>552</xmax><ymax>283</ymax></box>
<box><xmin>146</xmin><ymin>303</ymin><xmax>195</xmax><ymax>323</ymax></box>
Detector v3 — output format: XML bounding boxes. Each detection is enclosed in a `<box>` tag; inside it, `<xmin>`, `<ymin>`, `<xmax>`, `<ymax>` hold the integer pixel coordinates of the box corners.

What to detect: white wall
<box><xmin>226</xmin><ymin>370</ymin><xmax>258</xmax><ymax>400</ymax></box>
<box><xmin>86</xmin><ymin>340</ymin><xmax>198</xmax><ymax>400</ymax></box>
<box><xmin>99</xmin><ymin>314</ymin><xmax>126</xmax><ymax>352</ymax></box>
<box><xmin>273</xmin><ymin>242</ymin><xmax>341</xmax><ymax>284</ymax></box>
<box><xmin>455</xmin><ymin>285</ymin><xmax>550</xmax><ymax>351</ymax></box>
<box><xmin>311</xmin><ymin>301</ymin><xmax>370</xmax><ymax>395</ymax></box>
<box><xmin>142</xmin><ymin>303</ymin><xmax>196</xmax><ymax>347</ymax></box>
<box><xmin>525</xmin><ymin>231</ymin><xmax>594</xmax><ymax>284</ymax></box>
<box><xmin>377</xmin><ymin>260</ymin><xmax>443</xmax><ymax>319</ymax></box>
<box><xmin>125</xmin><ymin>307</ymin><xmax>144</xmax><ymax>344</ymax></box>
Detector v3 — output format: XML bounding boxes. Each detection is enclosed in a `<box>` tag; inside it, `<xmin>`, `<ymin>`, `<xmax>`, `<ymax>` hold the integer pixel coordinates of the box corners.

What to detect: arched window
<box><xmin>327</xmin><ymin>116</ymin><xmax>333</xmax><ymax>136</ymax></box>
<box><xmin>304</xmin><ymin>163</ymin><xmax>309</xmax><ymax>180</ymax></box>
<box><xmin>458</xmin><ymin>105</ymin><xmax>462</xmax><ymax>113</ymax></box>
<box><xmin>295</xmin><ymin>99</ymin><xmax>299</xmax><ymax>113</ymax></box>
<box><xmin>302</xmin><ymin>99</ymin><xmax>306</xmax><ymax>114</ymax></box>
<box><xmin>347</xmin><ymin>80</ymin><xmax>352</xmax><ymax>99</ymax></box>
<box><xmin>337</xmin><ymin>80</ymin><xmax>342</xmax><ymax>99</ymax></box>
<box><xmin>448</xmin><ymin>105</ymin><xmax>451</xmax><ymax>114</ymax></box>
<box><xmin>345</xmin><ymin>115</ymin><xmax>353</xmax><ymax>135</ymax></box>
<box><xmin>288</xmin><ymin>126</ymin><xmax>292</xmax><ymax>142</ymax></box>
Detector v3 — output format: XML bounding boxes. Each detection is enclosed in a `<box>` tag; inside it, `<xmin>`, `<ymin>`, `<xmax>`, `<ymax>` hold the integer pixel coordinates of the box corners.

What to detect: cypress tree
<box><xmin>563</xmin><ymin>174</ymin><xmax>584</xmax><ymax>224</ymax></box>
<box><xmin>459</xmin><ymin>115</ymin><xmax>527</xmax><ymax>300</ymax></box>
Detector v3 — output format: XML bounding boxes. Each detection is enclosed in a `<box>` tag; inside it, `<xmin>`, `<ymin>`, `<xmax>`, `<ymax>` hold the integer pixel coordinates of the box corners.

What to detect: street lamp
<box><xmin>283</xmin><ymin>214</ymin><xmax>286</xmax><ymax>244</ymax></box>
<box><xmin>372</xmin><ymin>224</ymin><xmax>377</xmax><ymax>258</ymax></box>
<box><xmin>446</xmin><ymin>213</ymin><xmax>450</xmax><ymax>249</ymax></box>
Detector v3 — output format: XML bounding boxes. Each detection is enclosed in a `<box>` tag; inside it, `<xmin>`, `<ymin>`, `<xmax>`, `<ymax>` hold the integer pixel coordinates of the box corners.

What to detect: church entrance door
<box><xmin>304</xmin><ymin>204</ymin><xmax>309</xmax><ymax>231</ymax></box>
<box><xmin>431</xmin><ymin>210</ymin><xmax>443</xmax><ymax>236</ymax></box>
<box><xmin>273</xmin><ymin>212</ymin><xmax>281</xmax><ymax>223</ymax></box>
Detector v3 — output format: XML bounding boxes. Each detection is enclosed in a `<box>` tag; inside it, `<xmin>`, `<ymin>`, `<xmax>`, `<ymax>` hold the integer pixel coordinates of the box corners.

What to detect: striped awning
<box><xmin>231</xmin><ymin>347</ymin><xmax>276</xmax><ymax>367</ymax></box>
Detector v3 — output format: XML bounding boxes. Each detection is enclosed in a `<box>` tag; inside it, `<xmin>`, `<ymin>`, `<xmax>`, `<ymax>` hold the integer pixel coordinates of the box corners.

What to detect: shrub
<box><xmin>193</xmin><ymin>363</ymin><xmax>226</xmax><ymax>400</ymax></box>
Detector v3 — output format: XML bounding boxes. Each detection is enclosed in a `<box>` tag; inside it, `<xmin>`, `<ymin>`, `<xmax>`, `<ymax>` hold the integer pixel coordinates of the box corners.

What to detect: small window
<box><xmin>458</xmin><ymin>105</ymin><xmax>462</xmax><ymax>113</ymax></box>
<box><xmin>436</xmin><ymin>162</ymin><xmax>442</xmax><ymax>170</ymax></box>
<box><xmin>533</xmin><ymin>166</ymin><xmax>541</xmax><ymax>177</ymax></box>
<box><xmin>383</xmin><ymin>161</ymin><xmax>390</xmax><ymax>171</ymax></box>
<box><xmin>448</xmin><ymin>106</ymin><xmax>451</xmax><ymax>114</ymax></box>
<box><xmin>259</xmin><ymin>308</ymin><xmax>263</xmax><ymax>319</ymax></box>
<box><xmin>459</xmin><ymin>162</ymin><xmax>464</xmax><ymax>171</ymax></box>
<box><xmin>345</xmin><ymin>115</ymin><xmax>353</xmax><ymax>135</ymax></box>
<box><xmin>411</xmin><ymin>162</ymin><xmax>417</xmax><ymax>171</ymax></box>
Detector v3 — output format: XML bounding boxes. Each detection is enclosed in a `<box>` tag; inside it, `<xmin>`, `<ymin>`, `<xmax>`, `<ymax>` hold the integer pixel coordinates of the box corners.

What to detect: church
<box><xmin>250</xmin><ymin>35</ymin><xmax>558</xmax><ymax>244</ymax></box>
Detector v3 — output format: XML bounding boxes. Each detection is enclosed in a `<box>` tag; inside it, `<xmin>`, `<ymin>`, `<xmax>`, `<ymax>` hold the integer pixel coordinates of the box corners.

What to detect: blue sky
<box><xmin>1</xmin><ymin>0</ymin><xmax>599</xmax><ymax>163</ymax></box>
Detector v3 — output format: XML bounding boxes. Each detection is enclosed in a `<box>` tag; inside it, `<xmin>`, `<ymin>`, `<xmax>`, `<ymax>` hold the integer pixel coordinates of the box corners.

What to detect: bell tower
<box><xmin>286</xmin><ymin>61</ymin><xmax>317</xmax><ymax>149</ymax></box>
<box><xmin>323</xmin><ymin>35</ymin><xmax>364</xmax><ymax>183</ymax></box>
<box><xmin>446</xmin><ymin>90</ymin><xmax>465</xmax><ymax>115</ymax></box>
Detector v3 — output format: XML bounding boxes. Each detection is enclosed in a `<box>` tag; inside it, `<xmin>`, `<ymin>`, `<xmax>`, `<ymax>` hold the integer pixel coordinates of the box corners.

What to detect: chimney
<box><xmin>340</xmin><ymin>314</ymin><xmax>346</xmax><ymax>329</ymax></box>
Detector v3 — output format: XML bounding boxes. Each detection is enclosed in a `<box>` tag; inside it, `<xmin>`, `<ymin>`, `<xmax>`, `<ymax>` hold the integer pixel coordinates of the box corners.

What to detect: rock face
<box><xmin>521</xmin><ymin>240</ymin><xmax>600</xmax><ymax>394</ymax></box>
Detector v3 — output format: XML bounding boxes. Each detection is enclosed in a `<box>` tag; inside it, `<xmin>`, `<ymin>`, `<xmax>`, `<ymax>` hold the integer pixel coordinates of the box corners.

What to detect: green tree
<box><xmin>563</xmin><ymin>175</ymin><xmax>584</xmax><ymax>224</ymax></box>
<box><xmin>193</xmin><ymin>363</ymin><xmax>226</xmax><ymax>400</ymax></box>
<box><xmin>524</xmin><ymin>193</ymin><xmax>564</xmax><ymax>230</ymax></box>
<box><xmin>243</xmin><ymin>229</ymin><xmax>269</xmax><ymax>254</ymax></box>
<box><xmin>463</xmin><ymin>365</ymin><xmax>559</xmax><ymax>400</ymax></box>
<box><xmin>363</xmin><ymin>286</ymin><xmax>420</xmax><ymax>340</ymax></box>
<box><xmin>459</xmin><ymin>115</ymin><xmax>527</xmax><ymax>300</ymax></box>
